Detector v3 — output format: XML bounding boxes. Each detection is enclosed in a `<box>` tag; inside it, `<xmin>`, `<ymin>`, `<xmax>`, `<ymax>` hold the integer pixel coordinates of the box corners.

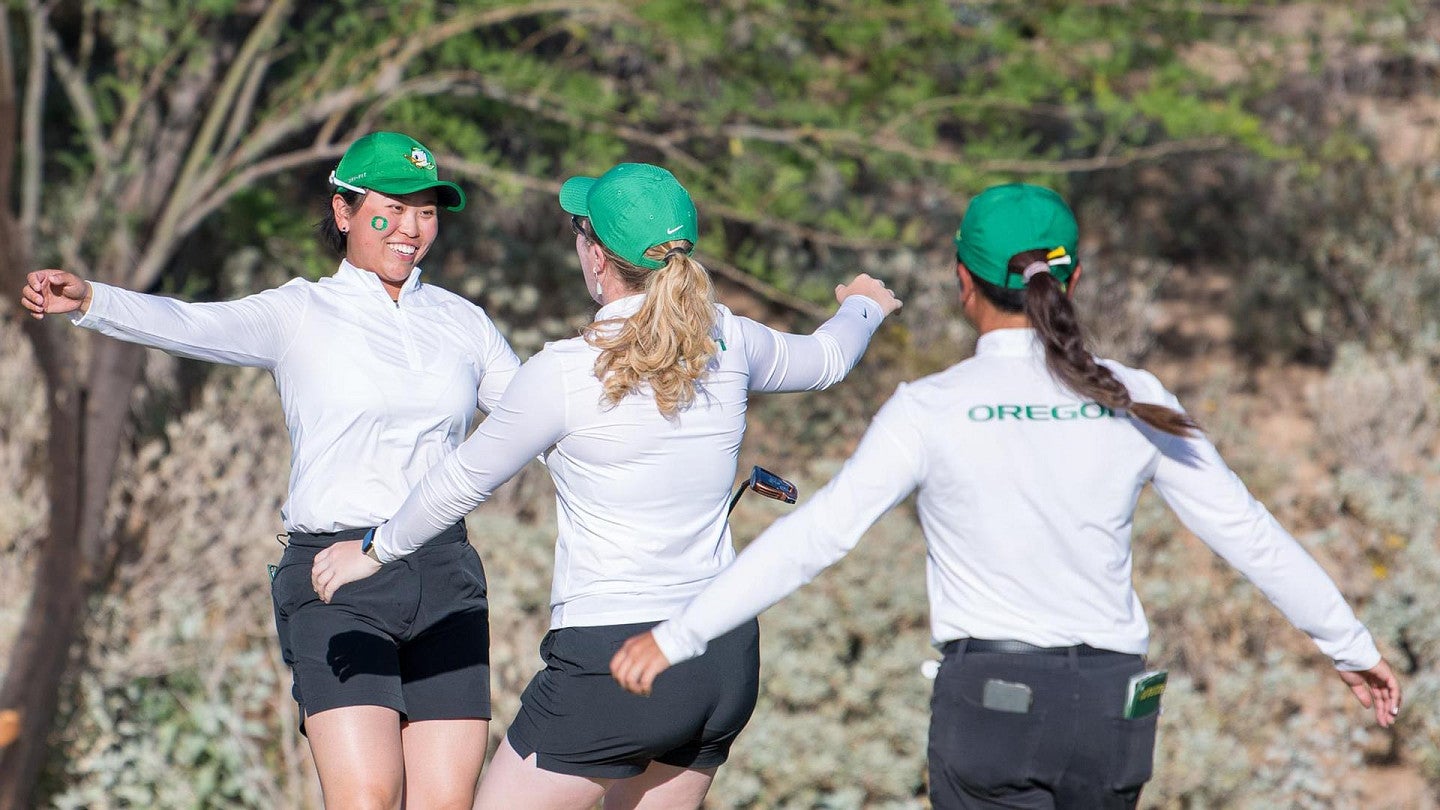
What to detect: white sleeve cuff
<box><xmin>68</xmin><ymin>282</ymin><xmax>108</xmax><ymax>328</ymax></box>
<box><xmin>1332</xmin><ymin>634</ymin><xmax>1382</xmax><ymax>672</ymax></box>
<box><xmin>371</xmin><ymin>524</ymin><xmax>400</xmax><ymax>564</ymax></box>
<box><xmin>651</xmin><ymin>619</ymin><xmax>708</xmax><ymax>666</ymax></box>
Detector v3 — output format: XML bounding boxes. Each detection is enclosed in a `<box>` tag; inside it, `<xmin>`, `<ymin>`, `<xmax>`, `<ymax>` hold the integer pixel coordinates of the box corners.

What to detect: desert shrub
<box><xmin>43</xmin><ymin>365</ymin><xmax>315</xmax><ymax>809</ymax></box>
<box><xmin>1228</xmin><ymin>165</ymin><xmax>1440</xmax><ymax>366</ymax></box>
<box><xmin>1312</xmin><ymin>344</ymin><xmax>1440</xmax><ymax>793</ymax></box>
<box><xmin>709</xmin><ymin>463</ymin><xmax>932</xmax><ymax>809</ymax></box>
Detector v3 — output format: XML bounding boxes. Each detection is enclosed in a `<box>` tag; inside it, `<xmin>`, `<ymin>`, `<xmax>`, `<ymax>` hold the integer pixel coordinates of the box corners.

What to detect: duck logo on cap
<box><xmin>408</xmin><ymin>147</ymin><xmax>435</xmax><ymax>170</ymax></box>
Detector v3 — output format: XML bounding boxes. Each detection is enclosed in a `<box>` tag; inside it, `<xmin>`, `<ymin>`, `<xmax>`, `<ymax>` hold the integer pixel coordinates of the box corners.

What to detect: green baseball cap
<box><xmin>954</xmin><ymin>183</ymin><xmax>1078</xmax><ymax>289</ymax></box>
<box><xmin>559</xmin><ymin>163</ymin><xmax>698</xmax><ymax>270</ymax></box>
<box><xmin>330</xmin><ymin>132</ymin><xmax>466</xmax><ymax>212</ymax></box>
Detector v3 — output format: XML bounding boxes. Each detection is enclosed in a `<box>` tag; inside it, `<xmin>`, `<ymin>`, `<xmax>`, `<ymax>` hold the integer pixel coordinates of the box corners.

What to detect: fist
<box><xmin>20</xmin><ymin>270</ymin><xmax>90</xmax><ymax>319</ymax></box>
<box><xmin>835</xmin><ymin>273</ymin><xmax>901</xmax><ymax>316</ymax></box>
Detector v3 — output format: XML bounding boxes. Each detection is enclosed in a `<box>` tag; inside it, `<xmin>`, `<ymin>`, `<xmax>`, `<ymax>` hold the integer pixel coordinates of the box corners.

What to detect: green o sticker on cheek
<box><xmin>370</xmin><ymin>216</ymin><xmax>388</xmax><ymax>231</ymax></box>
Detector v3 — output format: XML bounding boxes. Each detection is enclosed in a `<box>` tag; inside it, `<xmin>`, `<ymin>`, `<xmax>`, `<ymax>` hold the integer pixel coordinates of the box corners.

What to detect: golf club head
<box><xmin>747</xmin><ymin>466</ymin><xmax>797</xmax><ymax>504</ymax></box>
<box><xmin>728</xmin><ymin>465</ymin><xmax>798</xmax><ymax>514</ymax></box>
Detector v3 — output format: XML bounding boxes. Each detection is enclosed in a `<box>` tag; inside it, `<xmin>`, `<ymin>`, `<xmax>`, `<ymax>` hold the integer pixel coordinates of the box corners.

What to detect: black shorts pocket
<box><xmin>1108</xmin><ymin>712</ymin><xmax>1159</xmax><ymax>790</ymax></box>
<box><xmin>270</xmin><ymin>546</ymin><xmax>320</xmax><ymax>619</ymax></box>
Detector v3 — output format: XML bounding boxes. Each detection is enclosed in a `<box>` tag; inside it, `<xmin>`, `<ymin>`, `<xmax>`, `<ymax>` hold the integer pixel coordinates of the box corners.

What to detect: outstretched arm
<box><xmin>1145</xmin><ymin>398</ymin><xmax>1399</xmax><ymax>724</ymax></box>
<box><xmin>21</xmin><ymin>269</ymin><xmax>302</xmax><ymax>368</ymax></box>
<box><xmin>611</xmin><ymin>390</ymin><xmax>924</xmax><ymax>695</ymax></box>
<box><xmin>743</xmin><ymin>273</ymin><xmax>901</xmax><ymax>393</ymax></box>
<box><xmin>311</xmin><ymin>351</ymin><xmax>567</xmax><ymax>602</ymax></box>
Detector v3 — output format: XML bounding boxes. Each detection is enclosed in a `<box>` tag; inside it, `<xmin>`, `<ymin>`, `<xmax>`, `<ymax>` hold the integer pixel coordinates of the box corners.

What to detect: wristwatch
<box><xmin>360</xmin><ymin>528</ymin><xmax>381</xmax><ymax>563</ymax></box>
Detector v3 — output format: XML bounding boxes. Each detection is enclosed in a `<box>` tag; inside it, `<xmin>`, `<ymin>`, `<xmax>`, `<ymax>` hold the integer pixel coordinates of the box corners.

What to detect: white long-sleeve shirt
<box><xmin>653</xmin><ymin>328</ymin><xmax>1382</xmax><ymax>672</ymax></box>
<box><xmin>71</xmin><ymin>260</ymin><xmax>520</xmax><ymax>533</ymax></box>
<box><xmin>373</xmin><ymin>292</ymin><xmax>887</xmax><ymax>628</ymax></box>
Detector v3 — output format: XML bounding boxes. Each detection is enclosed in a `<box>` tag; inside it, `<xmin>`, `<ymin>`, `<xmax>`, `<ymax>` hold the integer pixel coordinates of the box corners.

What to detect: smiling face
<box><xmin>333</xmin><ymin>188</ymin><xmax>439</xmax><ymax>299</ymax></box>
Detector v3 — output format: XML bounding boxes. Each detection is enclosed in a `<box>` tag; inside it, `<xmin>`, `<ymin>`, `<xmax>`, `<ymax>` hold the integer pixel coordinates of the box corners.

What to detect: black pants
<box><xmin>928</xmin><ymin>640</ymin><xmax>1157</xmax><ymax>809</ymax></box>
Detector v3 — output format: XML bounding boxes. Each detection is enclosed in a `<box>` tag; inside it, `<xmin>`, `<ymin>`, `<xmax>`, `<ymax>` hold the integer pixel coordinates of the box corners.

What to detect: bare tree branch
<box><xmin>448</xmin><ymin>74</ymin><xmax>709</xmax><ymax>178</ymax></box>
<box><xmin>38</xmin><ymin>13</ymin><xmax>110</xmax><ymax>164</ymax></box>
<box><xmin>19</xmin><ymin>4</ymin><xmax>48</xmax><ymax>244</ymax></box>
<box><xmin>699</xmin><ymin>254</ymin><xmax>830</xmax><ymax>322</ymax></box>
<box><xmin>876</xmin><ymin>95</ymin><xmax>1079</xmax><ymax>141</ymax></box>
<box><xmin>158</xmin><ymin>1</ymin><xmax>629</xmax><ymax>290</ymax></box>
<box><xmin>146</xmin><ymin>0</ymin><xmax>296</xmax><ymax>285</ymax></box>
<box><xmin>0</xmin><ymin>5</ymin><xmax>16</xmax><ymax>214</ymax></box>
<box><xmin>709</xmin><ymin>123</ymin><xmax>1234</xmax><ymax>174</ymax></box>
<box><xmin>219</xmin><ymin>48</ymin><xmax>276</xmax><ymax>158</ymax></box>
<box><xmin>176</xmin><ymin>142</ymin><xmax>349</xmax><ymax>236</ymax></box>
<box><xmin>704</xmin><ymin>200</ymin><xmax>901</xmax><ymax>251</ymax></box>
<box><xmin>109</xmin><ymin>45</ymin><xmax>186</xmax><ymax>162</ymax></box>
<box><xmin>227</xmin><ymin>0</ymin><xmax>629</xmax><ymax>176</ymax></box>
<box><xmin>444</xmin><ymin>157</ymin><xmax>831</xmax><ymax>319</ymax></box>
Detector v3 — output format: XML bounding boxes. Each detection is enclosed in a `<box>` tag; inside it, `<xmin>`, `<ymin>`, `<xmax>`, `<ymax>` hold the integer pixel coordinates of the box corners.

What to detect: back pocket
<box><xmin>930</xmin><ymin>675</ymin><xmax>1048</xmax><ymax>792</ymax></box>
<box><xmin>1108</xmin><ymin>713</ymin><xmax>1159</xmax><ymax>790</ymax></box>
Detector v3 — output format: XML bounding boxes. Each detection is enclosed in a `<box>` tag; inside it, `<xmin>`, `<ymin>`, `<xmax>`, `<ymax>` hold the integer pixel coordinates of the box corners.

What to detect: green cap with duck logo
<box><xmin>330</xmin><ymin>132</ymin><xmax>466</xmax><ymax>212</ymax></box>
<box><xmin>954</xmin><ymin>183</ymin><xmax>1078</xmax><ymax>289</ymax></box>
<box><xmin>558</xmin><ymin>163</ymin><xmax>697</xmax><ymax>270</ymax></box>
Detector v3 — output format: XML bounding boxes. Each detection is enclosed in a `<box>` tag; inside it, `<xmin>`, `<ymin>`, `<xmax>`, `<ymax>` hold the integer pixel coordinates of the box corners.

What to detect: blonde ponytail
<box><xmin>584</xmin><ymin>239</ymin><xmax>718</xmax><ymax>418</ymax></box>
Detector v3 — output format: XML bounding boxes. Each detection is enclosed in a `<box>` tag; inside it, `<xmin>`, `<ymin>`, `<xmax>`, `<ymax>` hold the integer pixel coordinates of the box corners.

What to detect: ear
<box><xmin>331</xmin><ymin>194</ymin><xmax>353</xmax><ymax>232</ymax></box>
<box><xmin>1065</xmin><ymin>264</ymin><xmax>1082</xmax><ymax>299</ymax></box>
<box><xmin>955</xmin><ymin>262</ymin><xmax>974</xmax><ymax>300</ymax></box>
<box><xmin>589</xmin><ymin>241</ymin><xmax>609</xmax><ymax>277</ymax></box>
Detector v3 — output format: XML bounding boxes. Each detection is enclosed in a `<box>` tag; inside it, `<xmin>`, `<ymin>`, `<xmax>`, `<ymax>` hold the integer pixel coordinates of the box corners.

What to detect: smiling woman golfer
<box><xmin>312</xmin><ymin>162</ymin><xmax>901</xmax><ymax>809</ymax></box>
<box><xmin>611</xmin><ymin>183</ymin><xmax>1401</xmax><ymax>809</ymax></box>
<box><xmin>21</xmin><ymin>132</ymin><xmax>519</xmax><ymax>810</ymax></box>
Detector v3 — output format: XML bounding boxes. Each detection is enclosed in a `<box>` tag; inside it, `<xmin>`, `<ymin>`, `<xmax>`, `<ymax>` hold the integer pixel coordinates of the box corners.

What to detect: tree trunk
<box><xmin>0</xmin><ymin>324</ymin><xmax>144</xmax><ymax>809</ymax></box>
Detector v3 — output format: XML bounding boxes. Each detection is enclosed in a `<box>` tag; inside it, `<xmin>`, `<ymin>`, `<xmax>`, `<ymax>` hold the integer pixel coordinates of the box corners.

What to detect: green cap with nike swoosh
<box><xmin>559</xmin><ymin>163</ymin><xmax>698</xmax><ymax>270</ymax></box>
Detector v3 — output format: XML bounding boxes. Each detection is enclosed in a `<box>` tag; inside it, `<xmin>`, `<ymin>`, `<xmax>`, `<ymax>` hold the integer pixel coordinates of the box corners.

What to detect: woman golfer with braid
<box><xmin>312</xmin><ymin>162</ymin><xmax>901</xmax><ymax>809</ymax></box>
<box><xmin>612</xmin><ymin>183</ymin><xmax>1401</xmax><ymax>809</ymax></box>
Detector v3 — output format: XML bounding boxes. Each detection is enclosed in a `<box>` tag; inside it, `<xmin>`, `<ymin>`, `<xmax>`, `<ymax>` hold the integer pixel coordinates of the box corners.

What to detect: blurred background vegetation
<box><xmin>1</xmin><ymin>0</ymin><xmax>1437</xmax><ymax>807</ymax></box>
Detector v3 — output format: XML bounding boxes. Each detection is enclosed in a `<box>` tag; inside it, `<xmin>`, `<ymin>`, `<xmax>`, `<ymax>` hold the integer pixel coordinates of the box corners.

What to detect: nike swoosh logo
<box><xmin>666</xmin><ymin>225</ymin><xmax>683</xmax><ymax>234</ymax></box>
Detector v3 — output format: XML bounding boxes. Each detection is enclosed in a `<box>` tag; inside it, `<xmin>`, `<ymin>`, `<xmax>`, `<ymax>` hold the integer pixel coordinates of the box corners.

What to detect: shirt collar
<box><xmin>594</xmin><ymin>293</ymin><xmax>647</xmax><ymax>321</ymax></box>
<box><xmin>974</xmin><ymin>328</ymin><xmax>1043</xmax><ymax>357</ymax></box>
<box><xmin>336</xmin><ymin>259</ymin><xmax>424</xmax><ymax>299</ymax></box>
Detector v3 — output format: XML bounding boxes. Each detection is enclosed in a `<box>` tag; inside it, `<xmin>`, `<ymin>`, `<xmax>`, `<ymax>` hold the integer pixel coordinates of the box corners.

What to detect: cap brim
<box><xmin>558</xmin><ymin>176</ymin><xmax>596</xmax><ymax>215</ymax></box>
<box><xmin>358</xmin><ymin>177</ymin><xmax>466</xmax><ymax>212</ymax></box>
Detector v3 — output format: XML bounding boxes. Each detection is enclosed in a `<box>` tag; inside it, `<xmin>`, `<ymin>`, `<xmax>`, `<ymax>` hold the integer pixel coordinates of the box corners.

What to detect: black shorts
<box><xmin>927</xmin><ymin>639</ymin><xmax>1156</xmax><ymax>810</ymax></box>
<box><xmin>507</xmin><ymin>619</ymin><xmax>760</xmax><ymax>779</ymax></box>
<box><xmin>269</xmin><ymin>523</ymin><xmax>490</xmax><ymax>727</ymax></box>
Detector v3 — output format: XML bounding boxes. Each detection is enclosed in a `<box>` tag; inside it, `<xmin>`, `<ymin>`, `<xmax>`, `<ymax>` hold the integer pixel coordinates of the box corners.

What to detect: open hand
<box><xmin>835</xmin><ymin>273</ymin><xmax>901</xmax><ymax>316</ymax></box>
<box><xmin>610</xmin><ymin>630</ymin><xmax>673</xmax><ymax>696</ymax></box>
<box><xmin>20</xmin><ymin>270</ymin><xmax>91</xmax><ymax>319</ymax></box>
<box><xmin>310</xmin><ymin>540</ymin><xmax>381</xmax><ymax>603</ymax></box>
<box><xmin>1338</xmin><ymin>658</ymin><xmax>1402</xmax><ymax>727</ymax></box>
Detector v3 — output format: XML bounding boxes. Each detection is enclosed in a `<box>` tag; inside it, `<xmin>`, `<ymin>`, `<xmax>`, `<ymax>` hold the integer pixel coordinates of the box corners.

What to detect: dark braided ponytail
<box><xmin>975</xmin><ymin>248</ymin><xmax>1197</xmax><ymax>437</ymax></box>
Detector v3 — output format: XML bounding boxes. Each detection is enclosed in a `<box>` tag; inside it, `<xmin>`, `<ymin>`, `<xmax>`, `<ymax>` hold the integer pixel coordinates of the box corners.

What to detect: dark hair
<box><xmin>972</xmin><ymin>248</ymin><xmax>1198</xmax><ymax>437</ymax></box>
<box><xmin>317</xmin><ymin>190</ymin><xmax>364</xmax><ymax>256</ymax></box>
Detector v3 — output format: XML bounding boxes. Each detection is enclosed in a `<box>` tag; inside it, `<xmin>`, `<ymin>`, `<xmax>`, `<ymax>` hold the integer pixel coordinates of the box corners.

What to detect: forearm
<box><xmin>1154</xmin><ymin>436</ymin><xmax>1381</xmax><ymax>670</ymax></box>
<box><xmin>655</xmin><ymin>414</ymin><xmax>920</xmax><ymax>663</ymax></box>
<box><xmin>745</xmin><ymin>295</ymin><xmax>885</xmax><ymax>392</ymax></box>
<box><xmin>372</xmin><ymin>352</ymin><xmax>566</xmax><ymax>561</ymax></box>
<box><xmin>70</xmin><ymin>282</ymin><xmax>295</xmax><ymax>367</ymax></box>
